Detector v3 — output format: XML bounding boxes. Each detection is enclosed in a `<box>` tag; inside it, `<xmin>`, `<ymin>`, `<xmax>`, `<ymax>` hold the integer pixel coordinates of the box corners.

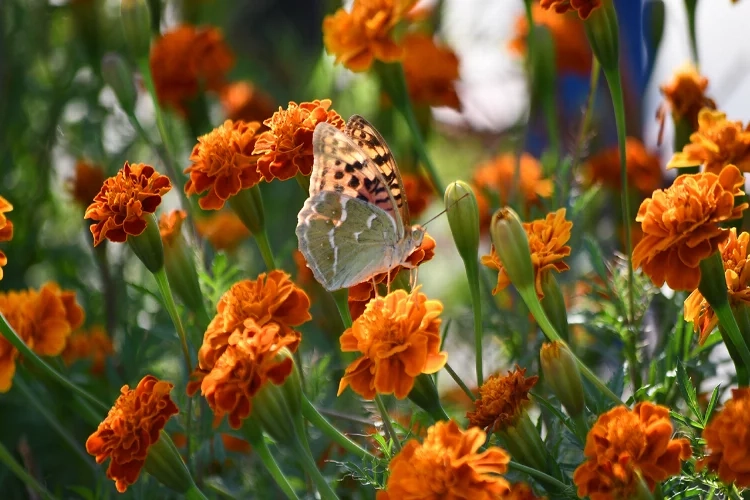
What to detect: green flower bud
<box><xmin>489</xmin><ymin>207</ymin><xmax>535</xmax><ymax>296</ymax></box>
<box><xmin>228</xmin><ymin>184</ymin><xmax>265</xmax><ymax>235</ymax></box>
<box><xmin>445</xmin><ymin>181</ymin><xmax>480</xmax><ymax>265</ymax></box>
<box><xmin>121</xmin><ymin>0</ymin><xmax>152</xmax><ymax>61</ymax></box>
<box><xmin>102</xmin><ymin>53</ymin><xmax>137</xmax><ymax>114</ymax></box>
<box><xmin>408</xmin><ymin>373</ymin><xmax>449</xmax><ymax>422</ymax></box>
<box><xmin>583</xmin><ymin>0</ymin><xmax>620</xmax><ymax>72</ymax></box>
<box><xmin>143</xmin><ymin>431</ymin><xmax>196</xmax><ymax>493</ymax></box>
<box><xmin>128</xmin><ymin>213</ymin><xmax>164</xmax><ymax>273</ymax></box>
<box><xmin>540</xmin><ymin>341</ymin><xmax>585</xmax><ymax>418</ymax></box>
<box><xmin>539</xmin><ymin>272</ymin><xmax>570</xmax><ymax>342</ymax></box>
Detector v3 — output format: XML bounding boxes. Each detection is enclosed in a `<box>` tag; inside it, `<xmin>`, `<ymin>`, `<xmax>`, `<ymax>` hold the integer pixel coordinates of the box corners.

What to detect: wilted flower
<box><xmin>401</xmin><ymin>33</ymin><xmax>460</xmax><ymax>110</ymax></box>
<box><xmin>62</xmin><ymin>326</ymin><xmax>113</xmax><ymax>374</ymax></box>
<box><xmin>467</xmin><ymin>366</ymin><xmax>538</xmax><ymax>432</ymax></box>
<box><xmin>684</xmin><ymin>228</ymin><xmax>750</xmax><ymax>343</ymax></box>
<box><xmin>184</xmin><ymin>120</ymin><xmax>262</xmax><ymax>210</ymax></box>
<box><xmin>323</xmin><ymin>0</ymin><xmax>417</xmax><ymax>72</ymax></box>
<box><xmin>220</xmin><ymin>81</ymin><xmax>276</xmax><ymax>124</ymax></box>
<box><xmin>195</xmin><ymin>211</ymin><xmax>250</xmax><ymax>251</ymax></box>
<box><xmin>667</xmin><ymin>109</ymin><xmax>750</xmax><ymax>174</ymax></box>
<box><xmin>84</xmin><ymin>162</ymin><xmax>172</xmax><ymax>246</ymax></box>
<box><xmin>584</xmin><ymin>137</ymin><xmax>663</xmax><ymax>193</ymax></box>
<box><xmin>377</xmin><ymin>420</ymin><xmax>510</xmax><ymax>500</ymax></box>
<box><xmin>633</xmin><ymin>166</ymin><xmax>747</xmax><ymax>291</ymax></box>
<box><xmin>86</xmin><ymin>376</ymin><xmax>179</xmax><ymax>493</ymax></box>
<box><xmin>482</xmin><ymin>209</ymin><xmax>572</xmax><ymax>298</ymax></box>
<box><xmin>338</xmin><ymin>287</ymin><xmax>447</xmax><ymax>399</ymax></box>
<box><xmin>698</xmin><ymin>387</ymin><xmax>750</xmax><ymax>488</ymax></box>
<box><xmin>539</xmin><ymin>0</ymin><xmax>602</xmax><ymax>20</ymax></box>
<box><xmin>473</xmin><ymin>153</ymin><xmax>553</xmax><ymax>211</ymax></box>
<box><xmin>573</xmin><ymin>402</ymin><xmax>692</xmax><ymax>499</ymax></box>
<box><xmin>660</xmin><ymin>63</ymin><xmax>716</xmax><ymax>130</ymax></box>
<box><xmin>252</xmin><ymin>100</ymin><xmax>345</xmax><ymax>181</ymax></box>
<box><xmin>149</xmin><ymin>25</ymin><xmax>234</xmax><ymax>114</ymax></box>
<box><xmin>68</xmin><ymin>160</ymin><xmax>106</xmax><ymax>207</ymax></box>
<box><xmin>0</xmin><ymin>195</ymin><xmax>13</xmax><ymax>280</ymax></box>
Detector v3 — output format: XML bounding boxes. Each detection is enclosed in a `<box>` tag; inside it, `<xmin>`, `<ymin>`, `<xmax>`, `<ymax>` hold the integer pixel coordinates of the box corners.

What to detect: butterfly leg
<box><xmin>386</xmin><ymin>270</ymin><xmax>392</xmax><ymax>295</ymax></box>
<box><xmin>409</xmin><ymin>266</ymin><xmax>419</xmax><ymax>291</ymax></box>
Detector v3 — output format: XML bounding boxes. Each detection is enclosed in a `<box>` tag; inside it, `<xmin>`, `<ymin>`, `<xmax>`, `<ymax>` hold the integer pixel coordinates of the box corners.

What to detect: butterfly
<box><xmin>296</xmin><ymin>115</ymin><xmax>426</xmax><ymax>291</ymax></box>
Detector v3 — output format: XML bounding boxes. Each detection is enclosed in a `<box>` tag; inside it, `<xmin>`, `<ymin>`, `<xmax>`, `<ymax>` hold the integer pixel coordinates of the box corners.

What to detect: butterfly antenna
<box><xmin>422</xmin><ymin>193</ymin><xmax>471</xmax><ymax>228</ymax></box>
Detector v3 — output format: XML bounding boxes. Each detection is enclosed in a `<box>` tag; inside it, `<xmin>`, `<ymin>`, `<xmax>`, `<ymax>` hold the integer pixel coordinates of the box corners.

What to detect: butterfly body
<box><xmin>296</xmin><ymin>116</ymin><xmax>424</xmax><ymax>291</ymax></box>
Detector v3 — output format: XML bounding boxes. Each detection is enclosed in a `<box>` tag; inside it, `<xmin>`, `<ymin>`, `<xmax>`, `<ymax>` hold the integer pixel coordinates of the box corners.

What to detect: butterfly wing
<box><xmin>296</xmin><ymin>190</ymin><xmax>401</xmax><ymax>291</ymax></box>
<box><xmin>345</xmin><ymin>115</ymin><xmax>411</xmax><ymax>227</ymax></box>
<box><xmin>310</xmin><ymin>122</ymin><xmax>405</xmax><ymax>237</ymax></box>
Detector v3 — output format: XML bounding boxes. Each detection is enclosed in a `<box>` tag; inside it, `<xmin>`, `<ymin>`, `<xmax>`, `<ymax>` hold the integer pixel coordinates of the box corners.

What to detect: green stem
<box><xmin>684</xmin><ymin>0</ymin><xmax>699</xmax><ymax>65</ymax></box>
<box><xmin>185</xmin><ymin>486</ymin><xmax>211</xmax><ymax>500</ymax></box>
<box><xmin>301</xmin><ymin>397</ymin><xmax>375</xmax><ymax>460</ymax></box>
<box><xmin>507</xmin><ymin>460</ymin><xmax>570</xmax><ymax>492</ymax></box>
<box><xmin>153</xmin><ymin>268</ymin><xmax>193</xmax><ymax>374</ymax></box>
<box><xmin>292</xmin><ymin>438</ymin><xmax>339</xmax><ymax>500</ymax></box>
<box><xmin>0</xmin><ymin>314</ymin><xmax>108</xmax><ymax>413</ymax></box>
<box><xmin>254</xmin><ymin>229</ymin><xmax>277</xmax><ymax>270</ymax></box>
<box><xmin>374</xmin><ymin>394</ymin><xmax>402</xmax><ymax>452</ymax></box>
<box><xmin>571</xmin><ymin>412</ymin><xmax>590</xmax><ymax>444</ymax></box>
<box><xmin>331</xmin><ymin>289</ymin><xmax>353</xmax><ymax>328</ymax></box>
<box><xmin>444</xmin><ymin>362</ymin><xmax>476</xmax><ymax>401</ymax></box>
<box><xmin>0</xmin><ymin>441</ymin><xmax>56</xmax><ymax>500</ymax></box>
<box><xmin>466</xmin><ymin>258</ymin><xmax>484</xmax><ymax>386</ymax></box>
<box><xmin>243</xmin><ymin>419</ymin><xmax>300</xmax><ymax>500</ymax></box>
<box><xmin>570</xmin><ymin>57</ymin><xmax>601</xmax><ymax>173</ymax></box>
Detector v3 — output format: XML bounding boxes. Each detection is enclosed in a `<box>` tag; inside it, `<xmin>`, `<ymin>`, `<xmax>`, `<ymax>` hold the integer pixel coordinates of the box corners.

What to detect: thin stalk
<box><xmin>444</xmin><ymin>362</ymin><xmax>476</xmax><ymax>401</ymax></box>
<box><xmin>715</xmin><ymin>304</ymin><xmax>750</xmax><ymax>385</ymax></box>
<box><xmin>331</xmin><ymin>288</ymin><xmax>353</xmax><ymax>328</ymax></box>
<box><xmin>570</xmin><ymin>57</ymin><xmax>601</xmax><ymax>172</ymax></box>
<box><xmin>254</xmin><ymin>229</ymin><xmax>277</xmax><ymax>270</ymax></box>
<box><xmin>292</xmin><ymin>438</ymin><xmax>339</xmax><ymax>500</ymax></box>
<box><xmin>0</xmin><ymin>314</ymin><xmax>108</xmax><ymax>413</ymax></box>
<box><xmin>243</xmin><ymin>419</ymin><xmax>300</xmax><ymax>500</ymax></box>
<box><xmin>301</xmin><ymin>397</ymin><xmax>375</xmax><ymax>460</ymax></box>
<box><xmin>375</xmin><ymin>394</ymin><xmax>402</xmax><ymax>453</ymax></box>
<box><xmin>466</xmin><ymin>258</ymin><xmax>483</xmax><ymax>386</ymax></box>
<box><xmin>0</xmin><ymin>441</ymin><xmax>56</xmax><ymax>500</ymax></box>
<box><xmin>185</xmin><ymin>486</ymin><xmax>211</xmax><ymax>500</ymax></box>
<box><xmin>153</xmin><ymin>268</ymin><xmax>193</xmax><ymax>374</ymax></box>
<box><xmin>684</xmin><ymin>0</ymin><xmax>699</xmax><ymax>65</ymax></box>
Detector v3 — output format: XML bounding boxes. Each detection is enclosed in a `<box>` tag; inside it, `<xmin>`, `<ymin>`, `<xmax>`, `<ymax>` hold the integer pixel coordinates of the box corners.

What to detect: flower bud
<box><xmin>121</xmin><ymin>0</ymin><xmax>152</xmax><ymax>61</ymax></box>
<box><xmin>128</xmin><ymin>213</ymin><xmax>164</xmax><ymax>273</ymax></box>
<box><xmin>143</xmin><ymin>431</ymin><xmax>196</xmax><ymax>493</ymax></box>
<box><xmin>445</xmin><ymin>181</ymin><xmax>480</xmax><ymax>265</ymax></box>
<box><xmin>228</xmin><ymin>184</ymin><xmax>265</xmax><ymax>235</ymax></box>
<box><xmin>162</xmin><ymin>235</ymin><xmax>204</xmax><ymax>328</ymax></box>
<box><xmin>408</xmin><ymin>373</ymin><xmax>448</xmax><ymax>422</ymax></box>
<box><xmin>539</xmin><ymin>272</ymin><xmax>570</xmax><ymax>342</ymax></box>
<box><xmin>583</xmin><ymin>0</ymin><xmax>620</xmax><ymax>72</ymax></box>
<box><xmin>102</xmin><ymin>53</ymin><xmax>137</xmax><ymax>114</ymax></box>
<box><xmin>540</xmin><ymin>341</ymin><xmax>585</xmax><ymax>418</ymax></box>
<box><xmin>489</xmin><ymin>208</ymin><xmax>535</xmax><ymax>296</ymax></box>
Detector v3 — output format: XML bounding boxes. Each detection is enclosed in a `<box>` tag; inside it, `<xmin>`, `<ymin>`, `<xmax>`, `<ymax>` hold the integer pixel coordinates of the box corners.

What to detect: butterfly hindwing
<box><xmin>296</xmin><ymin>190</ymin><xmax>401</xmax><ymax>291</ymax></box>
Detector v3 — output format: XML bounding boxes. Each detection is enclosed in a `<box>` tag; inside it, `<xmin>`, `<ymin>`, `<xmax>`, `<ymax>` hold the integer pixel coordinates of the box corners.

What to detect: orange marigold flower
<box><xmin>252</xmin><ymin>100</ymin><xmax>345</xmax><ymax>182</ymax></box>
<box><xmin>68</xmin><ymin>160</ymin><xmax>106</xmax><ymax>207</ymax></box>
<box><xmin>573</xmin><ymin>402</ymin><xmax>692</xmax><ymax>499</ymax></box>
<box><xmin>481</xmin><ymin>208</ymin><xmax>572</xmax><ymax>297</ymax></box>
<box><xmin>199</xmin><ymin>318</ymin><xmax>297</xmax><ymax>429</ymax></box>
<box><xmin>292</xmin><ymin>249</ymin><xmax>315</xmax><ymax>287</ymax></box>
<box><xmin>697</xmin><ymin>387</ymin><xmax>750</xmax><ymax>487</ymax></box>
<box><xmin>0</xmin><ymin>195</ymin><xmax>13</xmax><ymax>280</ymax></box>
<box><xmin>376</xmin><ymin>420</ymin><xmax>511</xmax><ymax>500</ymax></box>
<box><xmin>220</xmin><ymin>81</ymin><xmax>276</xmax><ymax>124</ymax></box>
<box><xmin>86</xmin><ymin>375</ymin><xmax>179</xmax><ymax>493</ymax></box>
<box><xmin>584</xmin><ymin>137</ymin><xmax>663</xmax><ymax>193</ymax></box>
<box><xmin>467</xmin><ymin>366</ymin><xmax>538</xmax><ymax>431</ymax></box>
<box><xmin>509</xmin><ymin>5</ymin><xmax>591</xmax><ymax>75</ymax></box>
<box><xmin>348</xmin><ymin>233</ymin><xmax>436</xmax><ymax>320</ymax></box>
<box><xmin>473</xmin><ymin>153</ymin><xmax>553</xmax><ymax>211</ymax></box>
<box><xmin>195</xmin><ymin>211</ymin><xmax>250</xmax><ymax>251</ymax></box>
<box><xmin>149</xmin><ymin>25</ymin><xmax>234</xmax><ymax>115</ymax></box>
<box><xmin>338</xmin><ymin>286</ymin><xmax>446</xmax><ymax>400</ymax></box>
<box><xmin>158</xmin><ymin>209</ymin><xmax>186</xmax><ymax>247</ymax></box>
<box><xmin>188</xmin><ymin>271</ymin><xmax>310</xmax><ymax>394</ymax></box>
<box><xmin>502</xmin><ymin>482</ymin><xmax>547</xmax><ymax>499</ymax></box>
<box><xmin>539</xmin><ymin>0</ymin><xmax>602</xmax><ymax>20</ymax></box>
<box><xmin>221</xmin><ymin>433</ymin><xmax>251</xmax><ymax>453</ymax></box>
<box><xmin>322</xmin><ymin>0</ymin><xmax>417</xmax><ymax>72</ymax></box>
<box><xmin>402</xmin><ymin>33</ymin><xmax>460</xmax><ymax>110</ymax></box>
<box><xmin>84</xmin><ymin>162</ymin><xmax>172</xmax><ymax>246</ymax></box>
<box><xmin>184</xmin><ymin>120</ymin><xmax>262</xmax><ymax>210</ymax></box>
<box><xmin>62</xmin><ymin>326</ymin><xmax>113</xmax><ymax>374</ymax></box>
<box><xmin>633</xmin><ymin>166</ymin><xmax>748</xmax><ymax>291</ymax></box>
<box><xmin>667</xmin><ymin>109</ymin><xmax>750</xmax><ymax>174</ymax></box>
<box><xmin>660</xmin><ymin>63</ymin><xmax>716</xmax><ymax>130</ymax></box>
<box><xmin>402</xmin><ymin>173</ymin><xmax>433</xmax><ymax>218</ymax></box>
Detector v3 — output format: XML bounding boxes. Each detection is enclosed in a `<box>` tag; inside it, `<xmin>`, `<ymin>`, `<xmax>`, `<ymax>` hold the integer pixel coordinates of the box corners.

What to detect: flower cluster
<box><xmin>467</xmin><ymin>366</ymin><xmax>538</xmax><ymax>432</ymax></box>
<box><xmin>660</xmin><ymin>64</ymin><xmax>716</xmax><ymax>130</ymax></box>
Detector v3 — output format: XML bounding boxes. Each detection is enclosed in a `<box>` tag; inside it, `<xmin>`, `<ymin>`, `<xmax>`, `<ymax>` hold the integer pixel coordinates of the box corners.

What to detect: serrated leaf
<box><xmin>677</xmin><ymin>361</ymin><xmax>702</xmax><ymax>421</ymax></box>
<box><xmin>530</xmin><ymin>392</ymin><xmax>579</xmax><ymax>439</ymax></box>
<box><xmin>703</xmin><ymin>385</ymin><xmax>721</xmax><ymax>425</ymax></box>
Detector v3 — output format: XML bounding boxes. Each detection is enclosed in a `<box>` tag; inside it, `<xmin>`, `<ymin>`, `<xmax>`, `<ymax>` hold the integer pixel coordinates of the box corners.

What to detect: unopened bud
<box><xmin>251</xmin><ymin>348</ymin><xmax>302</xmax><ymax>447</ymax></box>
<box><xmin>102</xmin><ymin>53</ymin><xmax>137</xmax><ymax>113</ymax></box>
<box><xmin>128</xmin><ymin>213</ymin><xmax>164</xmax><ymax>273</ymax></box>
<box><xmin>121</xmin><ymin>0</ymin><xmax>152</xmax><ymax>61</ymax></box>
<box><xmin>228</xmin><ymin>184</ymin><xmax>265</xmax><ymax>235</ymax></box>
<box><xmin>143</xmin><ymin>432</ymin><xmax>196</xmax><ymax>493</ymax></box>
<box><xmin>489</xmin><ymin>207</ymin><xmax>535</xmax><ymax>296</ymax></box>
<box><xmin>583</xmin><ymin>0</ymin><xmax>620</xmax><ymax>72</ymax></box>
<box><xmin>540</xmin><ymin>341</ymin><xmax>585</xmax><ymax>417</ymax></box>
<box><xmin>445</xmin><ymin>181</ymin><xmax>480</xmax><ymax>265</ymax></box>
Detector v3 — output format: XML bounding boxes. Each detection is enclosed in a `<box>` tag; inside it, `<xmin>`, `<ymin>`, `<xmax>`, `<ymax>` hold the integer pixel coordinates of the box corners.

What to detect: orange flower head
<box><xmin>158</xmin><ymin>209</ymin><xmax>186</xmax><ymax>247</ymax></box>
<box><xmin>376</xmin><ymin>420</ymin><xmax>511</xmax><ymax>500</ymax></box>
<box><xmin>195</xmin><ymin>211</ymin><xmax>250</xmax><ymax>251</ymax></box>
<box><xmin>481</xmin><ymin>208</ymin><xmax>572</xmax><ymax>297</ymax></box>
<box><xmin>698</xmin><ymin>387</ymin><xmax>750</xmax><ymax>487</ymax></box>
<box><xmin>86</xmin><ymin>375</ymin><xmax>179</xmax><ymax>493</ymax></box>
<box><xmin>199</xmin><ymin>318</ymin><xmax>297</xmax><ymax>429</ymax></box>
<box><xmin>184</xmin><ymin>120</ymin><xmax>262</xmax><ymax>210</ymax></box>
<box><xmin>292</xmin><ymin>249</ymin><xmax>315</xmax><ymax>287</ymax></box>
<box><xmin>252</xmin><ymin>100</ymin><xmax>345</xmax><ymax>181</ymax></box>
<box><xmin>220</xmin><ymin>81</ymin><xmax>277</xmax><ymax>124</ymax></box>
<box><xmin>0</xmin><ymin>195</ymin><xmax>13</xmax><ymax>281</ymax></box>
<box><xmin>573</xmin><ymin>402</ymin><xmax>692</xmax><ymax>499</ymax></box>
<box><xmin>502</xmin><ymin>482</ymin><xmax>547</xmax><ymax>499</ymax></box>
<box><xmin>684</xmin><ymin>228</ymin><xmax>750</xmax><ymax>343</ymax></box>
<box><xmin>338</xmin><ymin>287</ymin><xmax>446</xmax><ymax>400</ymax></box>
<box><xmin>149</xmin><ymin>25</ymin><xmax>234</xmax><ymax>114</ymax></box>
<box><xmin>221</xmin><ymin>433</ymin><xmax>252</xmax><ymax>453</ymax></box>
<box><xmin>660</xmin><ymin>64</ymin><xmax>716</xmax><ymax>129</ymax></box>
<box><xmin>667</xmin><ymin>109</ymin><xmax>750</xmax><ymax>174</ymax></box>
<box><xmin>585</xmin><ymin>137</ymin><xmax>663</xmax><ymax>193</ymax></box>
<box><xmin>62</xmin><ymin>325</ymin><xmax>113</xmax><ymax>374</ymax></box>
<box><xmin>509</xmin><ymin>5</ymin><xmax>591</xmax><ymax>74</ymax></box>
<box><xmin>633</xmin><ymin>166</ymin><xmax>748</xmax><ymax>291</ymax></box>
<box><xmin>402</xmin><ymin>33</ymin><xmax>460</xmax><ymax>110</ymax></box>
<box><xmin>402</xmin><ymin>173</ymin><xmax>433</xmax><ymax>218</ymax></box>
<box><xmin>68</xmin><ymin>160</ymin><xmax>107</xmax><ymax>206</ymax></box>
<box><xmin>467</xmin><ymin>366</ymin><xmax>538</xmax><ymax>432</ymax></box>
<box><xmin>0</xmin><ymin>290</ymin><xmax>29</xmax><ymax>392</ymax></box>
<box><xmin>473</xmin><ymin>153</ymin><xmax>553</xmax><ymax>211</ymax></box>
<box><xmin>323</xmin><ymin>0</ymin><xmax>417</xmax><ymax>72</ymax></box>
<box><xmin>539</xmin><ymin>0</ymin><xmax>602</xmax><ymax>20</ymax></box>
<box><xmin>348</xmin><ymin>233</ymin><xmax>436</xmax><ymax>320</ymax></box>
<box><xmin>84</xmin><ymin>162</ymin><xmax>172</xmax><ymax>246</ymax></box>
<box><xmin>189</xmin><ymin>271</ymin><xmax>310</xmax><ymax>394</ymax></box>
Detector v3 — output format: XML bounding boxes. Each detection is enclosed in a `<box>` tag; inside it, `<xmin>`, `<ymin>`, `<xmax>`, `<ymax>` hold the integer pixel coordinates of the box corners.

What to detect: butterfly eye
<box><xmin>411</xmin><ymin>227</ymin><xmax>425</xmax><ymax>246</ymax></box>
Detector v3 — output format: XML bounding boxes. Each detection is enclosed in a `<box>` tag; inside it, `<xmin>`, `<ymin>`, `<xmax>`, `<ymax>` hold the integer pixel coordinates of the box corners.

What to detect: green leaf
<box><xmin>677</xmin><ymin>360</ymin><xmax>703</xmax><ymax>421</ymax></box>
<box><xmin>703</xmin><ymin>385</ymin><xmax>721</xmax><ymax>425</ymax></box>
